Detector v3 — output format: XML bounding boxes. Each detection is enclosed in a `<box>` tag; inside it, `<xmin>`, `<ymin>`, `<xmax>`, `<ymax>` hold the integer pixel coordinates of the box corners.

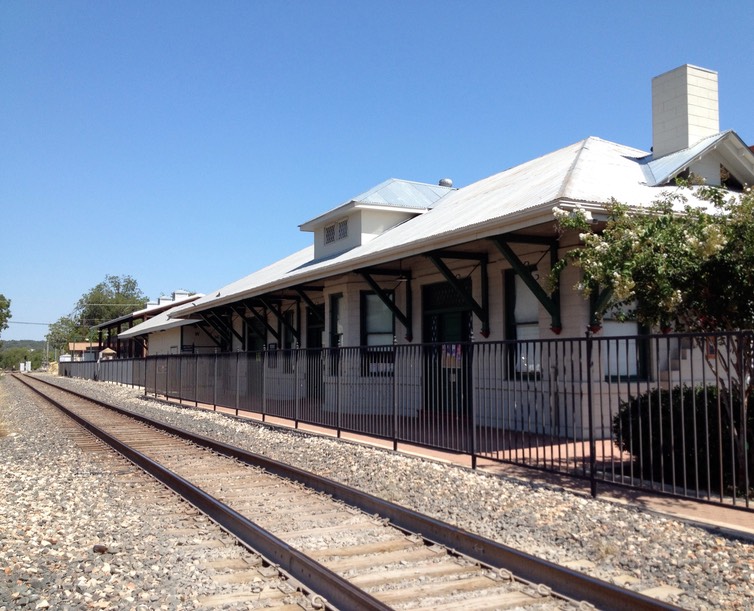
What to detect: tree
<box><xmin>0</xmin><ymin>294</ymin><xmax>10</xmax><ymax>337</ymax></box>
<box><xmin>75</xmin><ymin>274</ymin><xmax>148</xmax><ymax>329</ymax></box>
<box><xmin>46</xmin><ymin>275</ymin><xmax>148</xmax><ymax>353</ymax></box>
<box><xmin>0</xmin><ymin>346</ymin><xmax>43</xmax><ymax>371</ymax></box>
<box><xmin>553</xmin><ymin>184</ymin><xmax>753</xmax><ymax>332</ymax></box>
<box><xmin>553</xmin><ymin>183</ymin><xmax>754</xmax><ymax>483</ymax></box>
<box><xmin>46</xmin><ymin>316</ymin><xmax>80</xmax><ymax>354</ymax></box>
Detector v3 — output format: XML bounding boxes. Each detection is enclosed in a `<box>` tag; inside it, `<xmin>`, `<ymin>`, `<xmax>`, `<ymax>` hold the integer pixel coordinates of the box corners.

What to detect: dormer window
<box><xmin>325</xmin><ymin>218</ymin><xmax>348</xmax><ymax>244</ymax></box>
<box><xmin>302</xmin><ymin>178</ymin><xmax>455</xmax><ymax>260</ymax></box>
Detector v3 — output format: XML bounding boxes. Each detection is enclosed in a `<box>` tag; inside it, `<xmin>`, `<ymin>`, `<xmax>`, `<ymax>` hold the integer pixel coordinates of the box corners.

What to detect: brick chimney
<box><xmin>652</xmin><ymin>65</ymin><xmax>719</xmax><ymax>158</ymax></box>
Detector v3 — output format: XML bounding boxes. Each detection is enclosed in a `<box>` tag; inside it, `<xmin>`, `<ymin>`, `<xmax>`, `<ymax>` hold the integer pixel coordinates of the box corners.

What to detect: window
<box><xmin>601</xmin><ymin>304</ymin><xmax>649</xmax><ymax>381</ymax></box>
<box><xmin>324</xmin><ymin>218</ymin><xmax>348</xmax><ymax>245</ymax></box>
<box><xmin>361</xmin><ymin>292</ymin><xmax>394</xmax><ymax>375</ymax></box>
<box><xmin>506</xmin><ymin>272</ymin><xmax>541</xmax><ymax>375</ymax></box>
<box><xmin>330</xmin><ymin>294</ymin><xmax>343</xmax><ymax>347</ymax></box>
<box><xmin>245</xmin><ymin>317</ymin><xmax>266</xmax><ymax>352</ymax></box>
<box><xmin>329</xmin><ymin>294</ymin><xmax>343</xmax><ymax>374</ymax></box>
<box><xmin>362</xmin><ymin>293</ymin><xmax>394</xmax><ymax>346</ymax></box>
<box><xmin>337</xmin><ymin>218</ymin><xmax>348</xmax><ymax>240</ymax></box>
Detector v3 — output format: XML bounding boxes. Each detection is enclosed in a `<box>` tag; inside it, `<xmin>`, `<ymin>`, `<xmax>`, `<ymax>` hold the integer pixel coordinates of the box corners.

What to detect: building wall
<box><xmin>361</xmin><ymin>209</ymin><xmax>415</xmax><ymax>243</ymax></box>
<box><xmin>220</xmin><ymin>229</ymin><xmax>657</xmax><ymax>431</ymax></box>
<box><xmin>148</xmin><ymin>328</ymin><xmax>182</xmax><ymax>355</ymax></box>
<box><xmin>315</xmin><ymin>211</ymin><xmax>362</xmax><ymax>260</ymax></box>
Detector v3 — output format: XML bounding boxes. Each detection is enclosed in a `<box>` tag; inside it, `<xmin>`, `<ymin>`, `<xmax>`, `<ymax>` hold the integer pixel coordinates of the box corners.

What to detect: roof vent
<box><xmin>438</xmin><ymin>178</ymin><xmax>453</xmax><ymax>187</ymax></box>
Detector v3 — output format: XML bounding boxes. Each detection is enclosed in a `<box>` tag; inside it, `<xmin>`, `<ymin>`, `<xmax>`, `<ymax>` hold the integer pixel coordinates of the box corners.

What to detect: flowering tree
<box><xmin>553</xmin><ymin>183</ymin><xmax>754</xmax><ymax>482</ymax></box>
<box><xmin>552</xmin><ymin>185</ymin><xmax>745</xmax><ymax>330</ymax></box>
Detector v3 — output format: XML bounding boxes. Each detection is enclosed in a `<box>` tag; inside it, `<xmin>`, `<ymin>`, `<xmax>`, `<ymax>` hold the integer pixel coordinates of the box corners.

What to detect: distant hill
<box><xmin>1</xmin><ymin>339</ymin><xmax>46</xmax><ymax>352</ymax></box>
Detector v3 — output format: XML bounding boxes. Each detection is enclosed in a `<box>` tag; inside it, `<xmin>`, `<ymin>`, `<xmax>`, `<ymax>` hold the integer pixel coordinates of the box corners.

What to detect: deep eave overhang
<box><xmin>299</xmin><ymin>200</ymin><xmax>428</xmax><ymax>232</ymax></box>
<box><xmin>170</xmin><ymin>201</ymin><xmax>574</xmax><ymax>320</ymax></box>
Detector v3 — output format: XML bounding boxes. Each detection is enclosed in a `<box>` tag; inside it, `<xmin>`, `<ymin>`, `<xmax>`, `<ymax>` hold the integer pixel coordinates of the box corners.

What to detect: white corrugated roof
<box><xmin>169</xmin><ymin>135</ymin><xmax>720</xmax><ymax>319</ymax></box>
<box><xmin>641</xmin><ymin>130</ymin><xmax>754</xmax><ymax>187</ymax></box>
<box><xmin>352</xmin><ymin>178</ymin><xmax>453</xmax><ymax>208</ymax></box>
<box><xmin>119</xmin><ymin>295</ymin><xmax>204</xmax><ymax>338</ymax></box>
<box><xmin>299</xmin><ymin>178</ymin><xmax>454</xmax><ymax>230</ymax></box>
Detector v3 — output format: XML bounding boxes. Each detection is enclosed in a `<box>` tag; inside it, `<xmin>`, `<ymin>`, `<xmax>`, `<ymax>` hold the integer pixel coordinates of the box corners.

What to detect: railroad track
<box><xmin>14</xmin><ymin>374</ymin><xmax>679</xmax><ymax>611</ymax></box>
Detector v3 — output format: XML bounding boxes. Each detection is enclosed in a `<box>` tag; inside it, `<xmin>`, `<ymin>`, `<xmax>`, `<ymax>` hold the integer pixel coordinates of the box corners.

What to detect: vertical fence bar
<box><xmin>295</xmin><ymin>349</ymin><xmax>301</xmax><ymax>427</ymax></box>
<box><xmin>392</xmin><ymin>344</ymin><xmax>399</xmax><ymax>452</ymax></box>
<box><xmin>586</xmin><ymin>331</ymin><xmax>597</xmax><ymax>497</ymax></box>
<box><xmin>262</xmin><ymin>350</ymin><xmax>267</xmax><ymax>422</ymax></box>
<box><xmin>469</xmin><ymin>342</ymin><xmax>477</xmax><ymax>469</ymax></box>
<box><xmin>213</xmin><ymin>353</ymin><xmax>218</xmax><ymax>411</ymax></box>
<box><xmin>727</xmin><ymin>333</ymin><xmax>737</xmax><ymax>505</ymax></box>
<box><xmin>744</xmin><ymin>331</ymin><xmax>751</xmax><ymax>508</ymax></box>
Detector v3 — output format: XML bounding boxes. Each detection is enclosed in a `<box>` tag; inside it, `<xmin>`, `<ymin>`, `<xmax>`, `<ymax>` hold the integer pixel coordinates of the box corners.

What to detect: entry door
<box><xmin>422</xmin><ymin>281</ymin><xmax>472</xmax><ymax>414</ymax></box>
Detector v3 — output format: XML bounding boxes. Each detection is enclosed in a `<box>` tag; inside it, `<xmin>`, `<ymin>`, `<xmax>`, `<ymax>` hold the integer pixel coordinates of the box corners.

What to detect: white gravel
<box><xmin>3</xmin><ymin>373</ymin><xmax>754</xmax><ymax>610</ymax></box>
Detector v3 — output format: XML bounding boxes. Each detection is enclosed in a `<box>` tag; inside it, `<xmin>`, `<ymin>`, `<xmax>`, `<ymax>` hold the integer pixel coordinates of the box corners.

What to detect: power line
<box><xmin>78</xmin><ymin>303</ymin><xmax>146</xmax><ymax>306</ymax></box>
<box><xmin>8</xmin><ymin>321</ymin><xmax>52</xmax><ymax>326</ymax></box>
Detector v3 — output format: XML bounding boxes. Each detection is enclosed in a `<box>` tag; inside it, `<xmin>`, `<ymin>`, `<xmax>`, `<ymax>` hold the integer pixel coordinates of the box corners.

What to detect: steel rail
<box><xmin>16</xmin><ymin>375</ymin><xmax>391</xmax><ymax>611</ymax></box>
<box><xmin>24</xmin><ymin>375</ymin><xmax>681</xmax><ymax>611</ymax></box>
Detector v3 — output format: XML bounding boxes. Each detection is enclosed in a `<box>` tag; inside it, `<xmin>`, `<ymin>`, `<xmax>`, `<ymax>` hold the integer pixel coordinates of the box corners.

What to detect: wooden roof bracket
<box><xmin>196</xmin><ymin>320</ymin><xmax>223</xmax><ymax>349</ymax></box>
<box><xmin>242</xmin><ymin>300</ymin><xmax>280</xmax><ymax>342</ymax></box>
<box><xmin>356</xmin><ymin>269</ymin><xmax>413</xmax><ymax>342</ymax></box>
<box><xmin>198</xmin><ymin>313</ymin><xmax>231</xmax><ymax>349</ymax></box>
<box><xmin>294</xmin><ymin>287</ymin><xmax>325</xmax><ymax>324</ymax></box>
<box><xmin>490</xmin><ymin>235</ymin><xmax>562</xmax><ymax>334</ymax></box>
<box><xmin>229</xmin><ymin>303</ymin><xmax>267</xmax><ymax>345</ymax></box>
<box><xmin>259</xmin><ymin>297</ymin><xmax>301</xmax><ymax>345</ymax></box>
<box><xmin>425</xmin><ymin>251</ymin><xmax>489</xmax><ymax>338</ymax></box>
<box><xmin>589</xmin><ymin>287</ymin><xmax>613</xmax><ymax>333</ymax></box>
<box><xmin>220</xmin><ymin>306</ymin><xmax>245</xmax><ymax>345</ymax></box>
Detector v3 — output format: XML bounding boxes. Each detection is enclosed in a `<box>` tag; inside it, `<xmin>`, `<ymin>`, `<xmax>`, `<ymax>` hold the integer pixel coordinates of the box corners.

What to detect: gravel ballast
<box><xmin>2</xmin><ymin>373</ymin><xmax>754</xmax><ymax>610</ymax></box>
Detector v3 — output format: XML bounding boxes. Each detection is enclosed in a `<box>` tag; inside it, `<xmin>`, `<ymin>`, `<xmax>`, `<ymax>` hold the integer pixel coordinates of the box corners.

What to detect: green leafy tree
<box><xmin>75</xmin><ymin>274</ymin><xmax>147</xmax><ymax>329</ymax></box>
<box><xmin>553</xmin><ymin>183</ymin><xmax>754</xmax><ymax>480</ymax></box>
<box><xmin>0</xmin><ymin>294</ymin><xmax>10</xmax><ymax>337</ymax></box>
<box><xmin>46</xmin><ymin>316</ymin><xmax>80</xmax><ymax>354</ymax></box>
<box><xmin>46</xmin><ymin>275</ymin><xmax>148</xmax><ymax>353</ymax></box>
<box><xmin>0</xmin><ymin>347</ymin><xmax>43</xmax><ymax>370</ymax></box>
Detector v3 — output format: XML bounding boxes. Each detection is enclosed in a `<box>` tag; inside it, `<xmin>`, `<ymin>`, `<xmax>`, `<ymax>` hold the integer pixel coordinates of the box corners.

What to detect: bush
<box><xmin>613</xmin><ymin>385</ymin><xmax>753</xmax><ymax>496</ymax></box>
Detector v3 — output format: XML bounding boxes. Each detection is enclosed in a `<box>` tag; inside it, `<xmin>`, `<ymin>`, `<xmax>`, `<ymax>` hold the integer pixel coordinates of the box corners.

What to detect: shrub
<box><xmin>613</xmin><ymin>385</ymin><xmax>753</xmax><ymax>496</ymax></box>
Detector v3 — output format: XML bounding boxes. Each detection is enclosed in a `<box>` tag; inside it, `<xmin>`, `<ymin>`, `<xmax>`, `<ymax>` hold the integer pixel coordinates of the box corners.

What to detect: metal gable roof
<box><xmin>169</xmin><ymin>136</ymin><xmax>715</xmax><ymax>320</ymax></box>
<box><xmin>93</xmin><ymin>292</ymin><xmax>199</xmax><ymax>330</ymax></box>
<box><xmin>353</xmin><ymin>178</ymin><xmax>453</xmax><ymax>208</ymax></box>
<box><xmin>118</xmin><ymin>295</ymin><xmax>204</xmax><ymax>338</ymax></box>
<box><xmin>299</xmin><ymin>178</ymin><xmax>454</xmax><ymax>230</ymax></box>
<box><xmin>641</xmin><ymin>130</ymin><xmax>754</xmax><ymax>187</ymax></box>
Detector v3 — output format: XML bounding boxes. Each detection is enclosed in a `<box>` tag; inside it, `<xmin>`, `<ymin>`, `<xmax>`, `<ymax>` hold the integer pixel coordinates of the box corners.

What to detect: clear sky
<box><xmin>1</xmin><ymin>1</ymin><xmax>752</xmax><ymax>341</ymax></box>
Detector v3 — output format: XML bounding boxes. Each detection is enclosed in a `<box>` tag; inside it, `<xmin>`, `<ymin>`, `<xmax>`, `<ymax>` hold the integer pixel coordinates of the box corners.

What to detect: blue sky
<box><xmin>1</xmin><ymin>1</ymin><xmax>752</xmax><ymax>342</ymax></box>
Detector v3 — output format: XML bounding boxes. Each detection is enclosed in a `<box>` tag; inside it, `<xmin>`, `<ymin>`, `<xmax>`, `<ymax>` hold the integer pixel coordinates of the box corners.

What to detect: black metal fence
<box><xmin>59</xmin><ymin>331</ymin><xmax>753</xmax><ymax>510</ymax></box>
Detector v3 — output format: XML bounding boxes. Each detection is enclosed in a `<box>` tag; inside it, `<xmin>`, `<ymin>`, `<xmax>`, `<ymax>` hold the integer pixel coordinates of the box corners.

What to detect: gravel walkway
<box><xmin>3</xmin><ymin>373</ymin><xmax>754</xmax><ymax>610</ymax></box>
